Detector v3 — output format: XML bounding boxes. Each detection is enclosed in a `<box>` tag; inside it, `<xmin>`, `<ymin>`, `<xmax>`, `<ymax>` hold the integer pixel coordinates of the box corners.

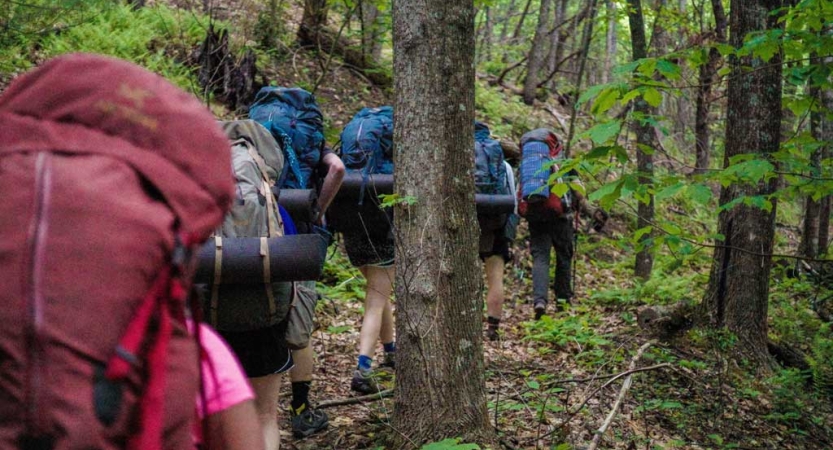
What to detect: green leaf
<box><xmin>621</xmin><ymin>88</ymin><xmax>642</xmax><ymax>104</ymax></box>
<box><xmin>634</xmin><ymin>226</ymin><xmax>653</xmax><ymax>241</ymax></box>
<box><xmin>585</xmin><ymin>121</ymin><xmax>622</xmax><ymax>145</ymax></box>
<box><xmin>657</xmin><ymin>59</ymin><xmax>681</xmax><ymax>80</ymax></box>
<box><xmin>655</xmin><ymin>182</ymin><xmax>685</xmax><ymax>201</ymax></box>
<box><xmin>688</xmin><ymin>184</ymin><xmax>714</xmax><ymax>205</ymax></box>
<box><xmin>577</xmin><ymin>84</ymin><xmax>608</xmax><ymax>106</ymax></box>
<box><xmin>643</xmin><ymin>88</ymin><xmax>662</xmax><ymax>107</ymax></box>
<box><xmin>591</xmin><ymin>87</ymin><xmax>620</xmax><ymax>115</ymax></box>
<box><xmin>526</xmin><ymin>380</ymin><xmax>540</xmax><ymax>389</ymax></box>
<box><xmin>551</xmin><ymin>182</ymin><xmax>570</xmax><ymax>197</ymax></box>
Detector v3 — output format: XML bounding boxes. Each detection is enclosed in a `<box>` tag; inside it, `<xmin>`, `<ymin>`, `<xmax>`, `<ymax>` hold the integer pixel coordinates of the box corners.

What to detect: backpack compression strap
<box><xmin>269</xmin><ymin>125</ymin><xmax>307</xmax><ymax>189</ymax></box>
<box><xmin>104</xmin><ymin>234</ymin><xmax>195</xmax><ymax>450</ymax></box>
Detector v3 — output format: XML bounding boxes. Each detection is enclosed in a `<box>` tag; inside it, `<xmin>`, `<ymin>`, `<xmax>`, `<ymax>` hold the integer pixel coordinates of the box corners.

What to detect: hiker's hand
<box><xmin>592</xmin><ymin>209</ymin><xmax>609</xmax><ymax>232</ymax></box>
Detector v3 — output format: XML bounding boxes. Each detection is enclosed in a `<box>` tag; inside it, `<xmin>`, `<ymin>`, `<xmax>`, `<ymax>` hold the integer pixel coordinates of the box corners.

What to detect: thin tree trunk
<box><xmin>477</xmin><ymin>7</ymin><xmax>494</xmax><ymax>63</ymax></box>
<box><xmin>701</xmin><ymin>0</ymin><xmax>783</xmax><ymax>368</ymax></box>
<box><xmin>627</xmin><ymin>0</ymin><xmax>655</xmax><ymax>280</ymax></box>
<box><xmin>602</xmin><ymin>0</ymin><xmax>616</xmax><ymax>84</ymax></box>
<box><xmin>694</xmin><ymin>0</ymin><xmax>727</xmax><ymax>174</ymax></box>
<box><xmin>392</xmin><ymin>0</ymin><xmax>494</xmax><ymax>446</ymax></box>
<box><xmin>359</xmin><ymin>0</ymin><xmax>383</xmax><ymax>63</ymax></box>
<box><xmin>545</xmin><ymin>0</ymin><xmax>569</xmax><ymax>89</ymax></box>
<box><xmin>498</xmin><ymin>0</ymin><xmax>518</xmax><ymax>47</ymax></box>
<box><xmin>815</xmin><ymin>78</ymin><xmax>833</xmax><ymax>255</ymax></box>
<box><xmin>522</xmin><ymin>0</ymin><xmax>554</xmax><ymax>105</ymax></box>
<box><xmin>799</xmin><ymin>75</ymin><xmax>824</xmax><ymax>258</ymax></box>
<box><xmin>564</xmin><ymin>0</ymin><xmax>599</xmax><ymax>156</ymax></box>
<box><xmin>512</xmin><ymin>0</ymin><xmax>535</xmax><ymax>41</ymax></box>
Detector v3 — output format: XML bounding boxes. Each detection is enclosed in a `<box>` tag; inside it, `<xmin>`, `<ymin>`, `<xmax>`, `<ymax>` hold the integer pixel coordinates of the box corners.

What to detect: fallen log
<box><xmin>297</xmin><ymin>24</ymin><xmax>392</xmax><ymax>88</ymax></box>
<box><xmin>636</xmin><ymin>302</ymin><xmax>695</xmax><ymax>340</ymax></box>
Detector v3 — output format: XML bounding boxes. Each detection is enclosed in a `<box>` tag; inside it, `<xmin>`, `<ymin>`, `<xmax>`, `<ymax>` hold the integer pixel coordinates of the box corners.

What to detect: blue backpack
<box><xmin>474</xmin><ymin>121</ymin><xmax>509</xmax><ymax>196</ymax></box>
<box><xmin>249</xmin><ymin>87</ymin><xmax>325</xmax><ymax>189</ymax></box>
<box><xmin>340</xmin><ymin>106</ymin><xmax>394</xmax><ymax>203</ymax></box>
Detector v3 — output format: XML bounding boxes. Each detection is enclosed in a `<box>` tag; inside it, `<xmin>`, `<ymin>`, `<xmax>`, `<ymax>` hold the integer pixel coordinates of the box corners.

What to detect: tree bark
<box><xmin>799</xmin><ymin>80</ymin><xmax>823</xmax><ymax>258</ymax></box>
<box><xmin>812</xmin><ymin>65</ymin><xmax>833</xmax><ymax>256</ymax></box>
<box><xmin>627</xmin><ymin>0</ymin><xmax>655</xmax><ymax>280</ymax></box>
<box><xmin>359</xmin><ymin>0</ymin><xmax>384</xmax><ymax>63</ymax></box>
<box><xmin>392</xmin><ymin>0</ymin><xmax>493</xmax><ymax>446</ymax></box>
<box><xmin>522</xmin><ymin>0</ymin><xmax>553</xmax><ymax>105</ymax></box>
<box><xmin>694</xmin><ymin>0</ymin><xmax>727</xmax><ymax>174</ymax></box>
<box><xmin>602</xmin><ymin>0</ymin><xmax>616</xmax><ymax>84</ymax></box>
<box><xmin>544</xmin><ymin>0</ymin><xmax>569</xmax><ymax>89</ymax></box>
<box><xmin>701</xmin><ymin>0</ymin><xmax>783</xmax><ymax>368</ymax></box>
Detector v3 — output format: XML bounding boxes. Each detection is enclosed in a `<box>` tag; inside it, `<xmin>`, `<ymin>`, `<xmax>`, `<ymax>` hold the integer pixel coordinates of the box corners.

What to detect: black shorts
<box><xmin>342</xmin><ymin>224</ymin><xmax>395</xmax><ymax>267</ymax></box>
<box><xmin>479</xmin><ymin>229</ymin><xmax>512</xmax><ymax>263</ymax></box>
<box><xmin>217</xmin><ymin>319</ymin><xmax>293</xmax><ymax>378</ymax></box>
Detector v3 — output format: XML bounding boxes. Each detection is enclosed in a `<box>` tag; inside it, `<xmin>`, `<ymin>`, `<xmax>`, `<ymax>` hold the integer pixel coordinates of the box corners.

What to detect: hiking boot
<box><xmin>350</xmin><ymin>369</ymin><xmax>380</xmax><ymax>395</ymax></box>
<box><xmin>554</xmin><ymin>297</ymin><xmax>571</xmax><ymax>312</ymax></box>
<box><xmin>380</xmin><ymin>352</ymin><xmax>395</xmax><ymax>370</ymax></box>
<box><xmin>486</xmin><ymin>327</ymin><xmax>500</xmax><ymax>341</ymax></box>
<box><xmin>533</xmin><ymin>300</ymin><xmax>547</xmax><ymax>320</ymax></box>
<box><xmin>290</xmin><ymin>404</ymin><xmax>329</xmax><ymax>438</ymax></box>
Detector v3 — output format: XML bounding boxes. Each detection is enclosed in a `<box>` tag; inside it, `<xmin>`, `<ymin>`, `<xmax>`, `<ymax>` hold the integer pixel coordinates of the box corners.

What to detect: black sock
<box><xmin>291</xmin><ymin>381</ymin><xmax>311</xmax><ymax>412</ymax></box>
<box><xmin>487</xmin><ymin>316</ymin><xmax>500</xmax><ymax>330</ymax></box>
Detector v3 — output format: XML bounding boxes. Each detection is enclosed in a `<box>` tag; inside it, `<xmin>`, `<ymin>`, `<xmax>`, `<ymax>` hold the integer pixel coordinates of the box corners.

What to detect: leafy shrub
<box><xmin>1</xmin><ymin>2</ymin><xmax>215</xmax><ymax>92</ymax></box>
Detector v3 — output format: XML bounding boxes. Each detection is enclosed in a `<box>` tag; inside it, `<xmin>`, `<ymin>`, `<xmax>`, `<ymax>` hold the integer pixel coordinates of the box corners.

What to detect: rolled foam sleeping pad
<box><xmin>193</xmin><ymin>234</ymin><xmax>328</xmax><ymax>284</ymax></box>
<box><xmin>335</xmin><ymin>172</ymin><xmax>394</xmax><ymax>199</ymax></box>
<box><xmin>475</xmin><ymin>193</ymin><xmax>516</xmax><ymax>215</ymax></box>
<box><xmin>273</xmin><ymin>188</ymin><xmax>318</xmax><ymax>223</ymax></box>
<box><xmin>335</xmin><ymin>173</ymin><xmax>514</xmax><ymax>212</ymax></box>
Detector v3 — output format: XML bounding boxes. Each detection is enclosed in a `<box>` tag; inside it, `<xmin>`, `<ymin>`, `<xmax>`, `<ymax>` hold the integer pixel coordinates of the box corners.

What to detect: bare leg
<box><xmin>289</xmin><ymin>346</ymin><xmax>313</xmax><ymax>383</ymax></box>
<box><xmin>249</xmin><ymin>374</ymin><xmax>283</xmax><ymax>450</ymax></box>
<box><xmin>359</xmin><ymin>265</ymin><xmax>395</xmax><ymax>358</ymax></box>
<box><xmin>380</xmin><ymin>297</ymin><xmax>395</xmax><ymax>344</ymax></box>
<box><xmin>484</xmin><ymin>255</ymin><xmax>505</xmax><ymax>319</ymax></box>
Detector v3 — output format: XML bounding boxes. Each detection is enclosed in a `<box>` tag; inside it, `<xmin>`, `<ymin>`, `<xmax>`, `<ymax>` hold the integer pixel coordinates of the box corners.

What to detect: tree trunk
<box><xmin>701</xmin><ymin>0</ymin><xmax>783</xmax><ymax>368</ymax></box>
<box><xmin>694</xmin><ymin>0</ymin><xmax>727</xmax><ymax>174</ymax></box>
<box><xmin>799</xmin><ymin>76</ymin><xmax>825</xmax><ymax>258</ymax></box>
<box><xmin>522</xmin><ymin>0</ymin><xmax>553</xmax><ymax>105</ymax></box>
<box><xmin>359</xmin><ymin>0</ymin><xmax>383</xmax><ymax>63</ymax></box>
<box><xmin>300</xmin><ymin>0</ymin><xmax>328</xmax><ymax>34</ymax></box>
<box><xmin>498</xmin><ymin>0</ymin><xmax>518</xmax><ymax>62</ymax></box>
<box><xmin>544</xmin><ymin>0</ymin><xmax>569</xmax><ymax>89</ymax></box>
<box><xmin>477</xmin><ymin>7</ymin><xmax>494</xmax><ymax>64</ymax></box>
<box><xmin>815</xmin><ymin>68</ymin><xmax>833</xmax><ymax>255</ymax></box>
<box><xmin>392</xmin><ymin>0</ymin><xmax>493</xmax><ymax>446</ymax></box>
<box><xmin>602</xmin><ymin>0</ymin><xmax>616</xmax><ymax>84</ymax></box>
<box><xmin>627</xmin><ymin>0</ymin><xmax>655</xmax><ymax>280</ymax></box>
<box><xmin>511</xmin><ymin>0</ymin><xmax>535</xmax><ymax>41</ymax></box>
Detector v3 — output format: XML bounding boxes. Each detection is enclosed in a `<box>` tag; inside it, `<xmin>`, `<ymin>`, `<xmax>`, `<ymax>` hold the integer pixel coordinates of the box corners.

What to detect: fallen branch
<box><xmin>587</xmin><ymin>341</ymin><xmax>654</xmax><ymax>450</ymax></box>
<box><xmin>543</xmin><ymin>363</ymin><xmax>672</xmax><ymax>388</ymax></box>
<box><xmin>539</xmin><ymin>357</ymin><xmax>669</xmax><ymax>441</ymax></box>
<box><xmin>317</xmin><ymin>388</ymin><xmax>394</xmax><ymax>409</ymax></box>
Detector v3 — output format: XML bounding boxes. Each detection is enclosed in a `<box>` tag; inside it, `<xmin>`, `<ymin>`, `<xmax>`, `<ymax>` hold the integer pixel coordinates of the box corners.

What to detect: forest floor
<box><xmin>279</xmin><ymin>221</ymin><xmax>833</xmax><ymax>450</ymax></box>
<box><xmin>247</xmin><ymin>39</ymin><xmax>833</xmax><ymax>450</ymax></box>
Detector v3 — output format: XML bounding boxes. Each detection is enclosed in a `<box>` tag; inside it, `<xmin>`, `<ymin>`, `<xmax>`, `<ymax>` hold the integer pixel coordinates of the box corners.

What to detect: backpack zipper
<box><xmin>24</xmin><ymin>152</ymin><xmax>53</xmax><ymax>439</ymax></box>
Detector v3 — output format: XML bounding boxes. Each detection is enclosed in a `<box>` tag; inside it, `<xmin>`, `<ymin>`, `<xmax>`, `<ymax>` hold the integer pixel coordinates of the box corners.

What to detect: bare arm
<box><xmin>317</xmin><ymin>152</ymin><xmax>345</xmax><ymax>221</ymax></box>
<box><xmin>205</xmin><ymin>400</ymin><xmax>265</xmax><ymax>450</ymax></box>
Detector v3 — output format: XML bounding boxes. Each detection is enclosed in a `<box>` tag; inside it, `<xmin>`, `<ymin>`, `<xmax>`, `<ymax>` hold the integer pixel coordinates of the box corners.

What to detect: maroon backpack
<box><xmin>0</xmin><ymin>54</ymin><xmax>233</xmax><ymax>450</ymax></box>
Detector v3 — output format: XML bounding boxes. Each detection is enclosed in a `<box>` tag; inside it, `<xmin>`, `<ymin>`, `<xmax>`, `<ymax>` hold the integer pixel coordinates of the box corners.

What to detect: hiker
<box><xmin>330</xmin><ymin>106</ymin><xmax>396</xmax><ymax>394</ymax></box>
<box><xmin>0</xmin><ymin>54</ymin><xmax>234</xmax><ymax>449</ymax></box>
<box><xmin>517</xmin><ymin>128</ymin><xmax>608</xmax><ymax>319</ymax></box>
<box><xmin>207</xmin><ymin>119</ymin><xmax>296</xmax><ymax>450</ymax></box>
<box><xmin>249</xmin><ymin>87</ymin><xmax>344</xmax><ymax>437</ymax></box>
<box><xmin>194</xmin><ymin>322</ymin><xmax>263</xmax><ymax>450</ymax></box>
<box><xmin>473</xmin><ymin>121</ymin><xmax>519</xmax><ymax>341</ymax></box>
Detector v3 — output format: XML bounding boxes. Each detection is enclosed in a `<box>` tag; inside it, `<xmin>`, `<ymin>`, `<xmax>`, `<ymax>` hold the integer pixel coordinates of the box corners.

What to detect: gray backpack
<box><xmin>208</xmin><ymin>120</ymin><xmax>294</xmax><ymax>331</ymax></box>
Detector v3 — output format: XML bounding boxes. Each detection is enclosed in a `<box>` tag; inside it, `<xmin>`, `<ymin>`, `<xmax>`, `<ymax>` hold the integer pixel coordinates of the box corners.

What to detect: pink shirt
<box><xmin>192</xmin><ymin>323</ymin><xmax>254</xmax><ymax>447</ymax></box>
<box><xmin>196</xmin><ymin>323</ymin><xmax>254</xmax><ymax>417</ymax></box>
